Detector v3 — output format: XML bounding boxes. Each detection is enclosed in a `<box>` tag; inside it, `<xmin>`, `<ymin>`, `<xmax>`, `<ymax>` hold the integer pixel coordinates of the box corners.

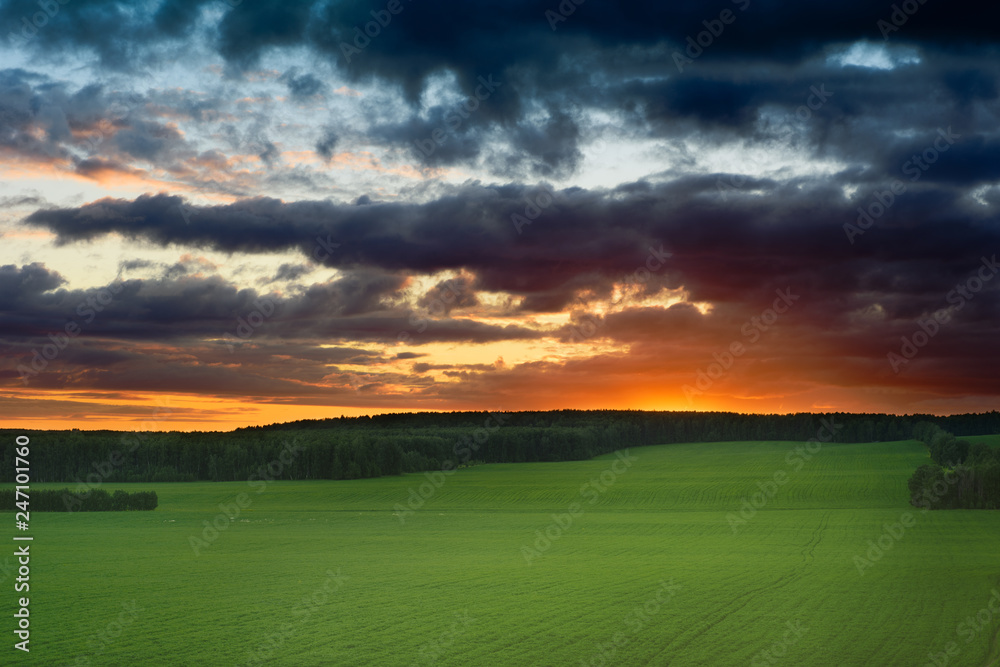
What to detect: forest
<box><xmin>2</xmin><ymin>410</ymin><xmax>999</xmax><ymax>485</ymax></box>
<box><xmin>0</xmin><ymin>488</ymin><xmax>158</xmax><ymax>511</ymax></box>
<box><xmin>907</xmin><ymin>422</ymin><xmax>1000</xmax><ymax>509</ymax></box>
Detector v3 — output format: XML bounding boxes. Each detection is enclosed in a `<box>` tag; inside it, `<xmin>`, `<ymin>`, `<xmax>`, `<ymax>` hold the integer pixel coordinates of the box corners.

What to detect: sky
<box><xmin>1</xmin><ymin>0</ymin><xmax>999</xmax><ymax>430</ymax></box>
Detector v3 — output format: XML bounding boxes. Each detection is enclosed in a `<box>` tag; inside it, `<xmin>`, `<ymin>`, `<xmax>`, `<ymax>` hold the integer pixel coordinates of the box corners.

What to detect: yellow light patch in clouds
<box><xmin>394</xmin><ymin>337</ymin><xmax>626</xmax><ymax>371</ymax></box>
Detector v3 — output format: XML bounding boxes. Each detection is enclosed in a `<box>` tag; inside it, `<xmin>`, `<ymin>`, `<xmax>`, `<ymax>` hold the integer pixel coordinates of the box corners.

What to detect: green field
<box><xmin>6</xmin><ymin>439</ymin><xmax>1000</xmax><ymax>666</ymax></box>
<box><xmin>967</xmin><ymin>434</ymin><xmax>1000</xmax><ymax>448</ymax></box>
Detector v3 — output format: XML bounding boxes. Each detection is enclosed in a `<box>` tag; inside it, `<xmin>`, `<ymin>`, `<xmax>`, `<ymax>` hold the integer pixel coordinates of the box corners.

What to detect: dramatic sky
<box><xmin>1</xmin><ymin>0</ymin><xmax>999</xmax><ymax>430</ymax></box>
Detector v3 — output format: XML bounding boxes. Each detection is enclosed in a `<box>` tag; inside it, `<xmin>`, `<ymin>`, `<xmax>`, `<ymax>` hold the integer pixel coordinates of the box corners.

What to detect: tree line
<box><xmin>0</xmin><ymin>488</ymin><xmax>158</xmax><ymax>512</ymax></box>
<box><xmin>1</xmin><ymin>410</ymin><xmax>998</xmax><ymax>485</ymax></box>
<box><xmin>907</xmin><ymin>422</ymin><xmax>1000</xmax><ymax>510</ymax></box>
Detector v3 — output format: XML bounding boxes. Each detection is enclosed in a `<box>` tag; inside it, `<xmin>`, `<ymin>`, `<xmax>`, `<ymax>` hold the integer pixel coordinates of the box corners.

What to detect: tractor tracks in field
<box><xmin>800</xmin><ymin>511</ymin><xmax>831</xmax><ymax>566</ymax></box>
<box><xmin>647</xmin><ymin>511</ymin><xmax>833</xmax><ymax>663</ymax></box>
<box><xmin>986</xmin><ymin>576</ymin><xmax>1000</xmax><ymax>667</ymax></box>
<box><xmin>650</xmin><ymin>566</ymin><xmax>803</xmax><ymax>662</ymax></box>
<box><xmin>986</xmin><ymin>617</ymin><xmax>1000</xmax><ymax>667</ymax></box>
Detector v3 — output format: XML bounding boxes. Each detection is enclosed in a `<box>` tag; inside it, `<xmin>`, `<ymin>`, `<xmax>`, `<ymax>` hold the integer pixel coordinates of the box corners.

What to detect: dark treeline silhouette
<box><xmin>2</xmin><ymin>410</ymin><xmax>998</xmax><ymax>484</ymax></box>
<box><xmin>907</xmin><ymin>422</ymin><xmax>1000</xmax><ymax>510</ymax></box>
<box><xmin>0</xmin><ymin>488</ymin><xmax>157</xmax><ymax>511</ymax></box>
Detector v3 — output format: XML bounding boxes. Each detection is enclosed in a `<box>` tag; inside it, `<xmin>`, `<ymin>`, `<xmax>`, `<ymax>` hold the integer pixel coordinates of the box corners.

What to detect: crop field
<box><xmin>6</xmin><ymin>439</ymin><xmax>1000</xmax><ymax>666</ymax></box>
<box><xmin>966</xmin><ymin>434</ymin><xmax>1000</xmax><ymax>448</ymax></box>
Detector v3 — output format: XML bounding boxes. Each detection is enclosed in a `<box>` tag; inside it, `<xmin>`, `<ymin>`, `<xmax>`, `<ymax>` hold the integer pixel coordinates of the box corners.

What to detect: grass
<box><xmin>5</xmin><ymin>439</ymin><xmax>1000</xmax><ymax>665</ymax></box>
<box><xmin>966</xmin><ymin>434</ymin><xmax>1000</xmax><ymax>448</ymax></box>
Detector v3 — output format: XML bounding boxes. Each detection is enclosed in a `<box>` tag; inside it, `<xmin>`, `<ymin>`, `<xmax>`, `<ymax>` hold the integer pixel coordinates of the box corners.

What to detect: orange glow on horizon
<box><xmin>0</xmin><ymin>381</ymin><xmax>971</xmax><ymax>432</ymax></box>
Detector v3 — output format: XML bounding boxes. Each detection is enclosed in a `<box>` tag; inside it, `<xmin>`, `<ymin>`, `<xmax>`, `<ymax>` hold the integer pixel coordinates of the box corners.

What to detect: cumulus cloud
<box><xmin>2</xmin><ymin>0</ymin><xmax>999</xmax><ymax>421</ymax></box>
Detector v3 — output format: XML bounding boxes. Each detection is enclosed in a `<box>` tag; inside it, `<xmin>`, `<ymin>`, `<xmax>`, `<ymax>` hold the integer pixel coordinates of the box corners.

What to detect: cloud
<box><xmin>20</xmin><ymin>177</ymin><xmax>998</xmax><ymax>310</ymax></box>
<box><xmin>2</xmin><ymin>1</ymin><xmax>996</xmax><ymax>180</ymax></box>
<box><xmin>315</xmin><ymin>126</ymin><xmax>339</xmax><ymax>161</ymax></box>
<box><xmin>265</xmin><ymin>263</ymin><xmax>315</xmax><ymax>284</ymax></box>
<box><xmin>279</xmin><ymin>68</ymin><xmax>327</xmax><ymax>99</ymax></box>
<box><xmin>3</xmin><ymin>0</ymin><xmax>1000</xmax><ymax>421</ymax></box>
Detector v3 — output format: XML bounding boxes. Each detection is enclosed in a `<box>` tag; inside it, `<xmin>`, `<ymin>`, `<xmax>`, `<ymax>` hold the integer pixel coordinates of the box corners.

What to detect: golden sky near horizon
<box><xmin>1</xmin><ymin>8</ymin><xmax>998</xmax><ymax>430</ymax></box>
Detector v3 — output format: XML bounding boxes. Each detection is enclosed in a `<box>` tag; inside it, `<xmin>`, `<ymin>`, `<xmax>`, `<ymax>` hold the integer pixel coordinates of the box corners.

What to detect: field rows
<box><xmin>5</xmin><ymin>439</ymin><xmax>1000</xmax><ymax>665</ymax></box>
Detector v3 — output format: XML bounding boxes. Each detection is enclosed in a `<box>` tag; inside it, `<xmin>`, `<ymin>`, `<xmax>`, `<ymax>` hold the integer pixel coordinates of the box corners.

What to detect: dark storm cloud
<box><xmin>24</xmin><ymin>185</ymin><xmax>667</xmax><ymax>309</ymax></box>
<box><xmin>73</xmin><ymin>157</ymin><xmax>135</xmax><ymax>178</ymax></box>
<box><xmin>0</xmin><ymin>67</ymin><xmax>194</xmax><ymax>175</ymax></box>
<box><xmin>0</xmin><ymin>68</ymin><xmax>69</xmax><ymax>161</ymax></box>
<box><xmin>890</xmin><ymin>134</ymin><xmax>1000</xmax><ymax>186</ymax></box>
<box><xmin>0</xmin><ymin>263</ymin><xmax>65</xmax><ymax>304</ymax></box>
<box><xmin>371</xmin><ymin>112</ymin><xmax>486</xmax><ymax>168</ymax></box>
<box><xmin>279</xmin><ymin>68</ymin><xmax>326</xmax><ymax>99</ymax></box>
<box><xmin>7</xmin><ymin>0</ymin><xmax>998</xmax><ymax>75</ymax></box>
<box><xmin>0</xmin><ymin>260</ymin><xmax>543</xmax><ymax>362</ymax></box>
<box><xmin>4</xmin><ymin>0</ymin><xmax>1000</xmax><ymax>406</ymax></box>
<box><xmin>22</xmin><ymin>176</ymin><xmax>1000</xmax><ymax>312</ymax></box>
<box><xmin>315</xmin><ymin>126</ymin><xmax>339</xmax><ymax>161</ymax></box>
<box><xmin>416</xmin><ymin>275</ymin><xmax>479</xmax><ymax>314</ymax></box>
<box><xmin>4</xmin><ymin>1</ymin><xmax>998</xmax><ymax>178</ymax></box>
<box><xmin>18</xmin><ymin>176</ymin><xmax>1000</xmax><ymax>402</ymax></box>
<box><xmin>265</xmin><ymin>263</ymin><xmax>315</xmax><ymax>284</ymax></box>
<box><xmin>112</xmin><ymin>119</ymin><xmax>186</xmax><ymax>161</ymax></box>
<box><xmin>0</xmin><ymin>245</ymin><xmax>563</xmax><ymax>399</ymax></box>
<box><xmin>215</xmin><ymin>0</ymin><xmax>315</xmax><ymax>70</ymax></box>
<box><xmin>502</xmin><ymin>107</ymin><xmax>584</xmax><ymax>178</ymax></box>
<box><xmin>145</xmin><ymin>87</ymin><xmax>229</xmax><ymax>124</ymax></box>
<box><xmin>257</xmin><ymin>139</ymin><xmax>279</xmax><ymax>164</ymax></box>
<box><xmin>289</xmin><ymin>269</ymin><xmax>408</xmax><ymax>318</ymax></box>
<box><xmin>942</xmin><ymin>68</ymin><xmax>1000</xmax><ymax>107</ymax></box>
